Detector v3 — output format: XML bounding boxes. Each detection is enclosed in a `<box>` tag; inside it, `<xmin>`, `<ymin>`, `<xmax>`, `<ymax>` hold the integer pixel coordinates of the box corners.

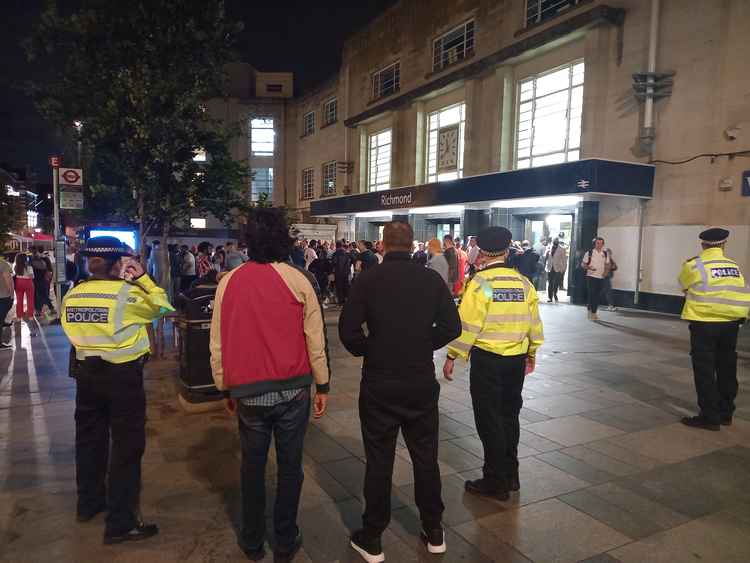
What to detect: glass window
<box><xmin>250</xmin><ymin>167</ymin><xmax>274</xmax><ymax>202</ymax></box>
<box><xmin>526</xmin><ymin>0</ymin><xmax>583</xmax><ymax>27</ymax></box>
<box><xmin>371</xmin><ymin>62</ymin><xmax>400</xmax><ymax>100</ymax></box>
<box><xmin>368</xmin><ymin>129</ymin><xmax>392</xmax><ymax>192</ymax></box>
<box><xmin>323</xmin><ymin>98</ymin><xmax>337</xmax><ymax>125</ymax></box>
<box><xmin>322</xmin><ymin>161</ymin><xmax>337</xmax><ymax>196</ymax></box>
<box><xmin>426</xmin><ymin>102</ymin><xmax>466</xmax><ymax>183</ymax></box>
<box><xmin>190</xmin><ymin>218</ymin><xmax>206</xmax><ymax>229</ymax></box>
<box><xmin>515</xmin><ymin>60</ymin><xmax>584</xmax><ymax>170</ymax></box>
<box><xmin>27</xmin><ymin>210</ymin><xmax>38</xmax><ymax>229</ymax></box>
<box><xmin>303</xmin><ymin>112</ymin><xmax>315</xmax><ymax>136</ymax></box>
<box><xmin>433</xmin><ymin>21</ymin><xmax>475</xmax><ymax>72</ymax></box>
<box><xmin>250</xmin><ymin>118</ymin><xmax>274</xmax><ymax>156</ymax></box>
<box><xmin>301</xmin><ymin>168</ymin><xmax>314</xmax><ymax>200</ymax></box>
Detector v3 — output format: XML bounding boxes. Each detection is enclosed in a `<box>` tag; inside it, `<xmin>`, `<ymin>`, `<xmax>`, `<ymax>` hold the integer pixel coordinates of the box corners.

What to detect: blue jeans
<box><xmin>237</xmin><ymin>388</ymin><xmax>310</xmax><ymax>551</ymax></box>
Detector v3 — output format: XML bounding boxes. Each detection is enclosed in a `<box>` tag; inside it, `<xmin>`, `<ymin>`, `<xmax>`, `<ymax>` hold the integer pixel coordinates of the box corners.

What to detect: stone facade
<box><xmin>279</xmin><ymin>0</ymin><xmax>749</xmax><ymax>303</ymax></box>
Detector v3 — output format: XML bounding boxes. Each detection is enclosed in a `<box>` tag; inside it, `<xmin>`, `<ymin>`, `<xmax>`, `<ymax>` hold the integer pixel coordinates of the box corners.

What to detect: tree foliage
<box><xmin>25</xmin><ymin>0</ymin><xmax>250</xmax><ymax>243</ymax></box>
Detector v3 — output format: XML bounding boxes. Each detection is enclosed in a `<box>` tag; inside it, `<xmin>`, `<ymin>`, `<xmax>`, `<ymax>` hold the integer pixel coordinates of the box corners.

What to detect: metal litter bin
<box><xmin>175</xmin><ymin>291</ymin><xmax>222</xmax><ymax>403</ymax></box>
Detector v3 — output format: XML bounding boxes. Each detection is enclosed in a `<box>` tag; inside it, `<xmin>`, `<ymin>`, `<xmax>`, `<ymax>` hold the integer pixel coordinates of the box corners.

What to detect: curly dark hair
<box><xmin>244</xmin><ymin>207</ymin><xmax>293</xmax><ymax>264</ymax></box>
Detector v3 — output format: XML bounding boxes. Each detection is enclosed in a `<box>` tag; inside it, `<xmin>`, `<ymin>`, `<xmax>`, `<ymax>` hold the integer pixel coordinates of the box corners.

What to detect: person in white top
<box><xmin>13</xmin><ymin>253</ymin><xmax>36</xmax><ymax>327</ymax></box>
<box><xmin>545</xmin><ymin>238</ymin><xmax>568</xmax><ymax>303</ymax></box>
<box><xmin>581</xmin><ymin>237</ymin><xmax>611</xmax><ymax>320</ymax></box>
<box><xmin>304</xmin><ymin>240</ymin><xmax>319</xmax><ymax>270</ymax></box>
<box><xmin>467</xmin><ymin>236</ymin><xmax>480</xmax><ymax>275</ymax></box>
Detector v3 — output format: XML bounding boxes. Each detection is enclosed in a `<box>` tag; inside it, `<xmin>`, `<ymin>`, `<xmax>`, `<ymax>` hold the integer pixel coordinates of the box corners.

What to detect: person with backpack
<box><xmin>581</xmin><ymin>237</ymin><xmax>611</xmax><ymax>320</ymax></box>
<box><xmin>601</xmin><ymin>247</ymin><xmax>618</xmax><ymax>311</ymax></box>
<box><xmin>30</xmin><ymin>247</ymin><xmax>54</xmax><ymax>315</ymax></box>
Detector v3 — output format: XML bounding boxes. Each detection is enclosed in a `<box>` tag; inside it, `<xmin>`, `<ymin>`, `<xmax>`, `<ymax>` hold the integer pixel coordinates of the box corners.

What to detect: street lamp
<box><xmin>73</xmin><ymin>120</ymin><xmax>84</xmax><ymax>166</ymax></box>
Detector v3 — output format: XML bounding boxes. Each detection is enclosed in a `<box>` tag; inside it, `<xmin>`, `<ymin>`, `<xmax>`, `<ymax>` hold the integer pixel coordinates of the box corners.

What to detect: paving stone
<box><xmin>559</xmin><ymin>445</ymin><xmax>641</xmax><ymax>477</ymax></box>
<box><xmin>524</xmin><ymin>395</ymin><xmax>614</xmax><ymax>418</ymax></box>
<box><xmin>535</xmin><ymin>451</ymin><xmax>616</xmax><ymax>484</ymax></box>
<box><xmin>451</xmin><ymin>520</ymin><xmax>533</xmax><ymax>562</ymax></box>
<box><xmin>524</xmin><ymin>415</ymin><xmax>625</xmax><ymax>447</ymax></box>
<box><xmin>477</xmin><ymin>498</ymin><xmax>631</xmax><ymax>563</ymax></box>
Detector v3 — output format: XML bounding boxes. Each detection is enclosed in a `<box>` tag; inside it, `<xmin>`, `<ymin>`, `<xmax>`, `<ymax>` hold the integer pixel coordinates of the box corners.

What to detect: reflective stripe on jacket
<box><xmin>678</xmin><ymin>247</ymin><xmax>750</xmax><ymax>322</ymax></box>
<box><xmin>447</xmin><ymin>263</ymin><xmax>544</xmax><ymax>361</ymax></box>
<box><xmin>62</xmin><ymin>275</ymin><xmax>174</xmax><ymax>364</ymax></box>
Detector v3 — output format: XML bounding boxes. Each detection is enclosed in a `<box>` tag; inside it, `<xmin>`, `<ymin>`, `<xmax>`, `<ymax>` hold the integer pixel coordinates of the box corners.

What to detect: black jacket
<box><xmin>517</xmin><ymin>249</ymin><xmax>540</xmax><ymax>280</ymax></box>
<box><xmin>412</xmin><ymin>250</ymin><xmax>428</xmax><ymax>266</ymax></box>
<box><xmin>339</xmin><ymin>252</ymin><xmax>461</xmax><ymax>378</ymax></box>
<box><xmin>332</xmin><ymin>248</ymin><xmax>353</xmax><ymax>278</ymax></box>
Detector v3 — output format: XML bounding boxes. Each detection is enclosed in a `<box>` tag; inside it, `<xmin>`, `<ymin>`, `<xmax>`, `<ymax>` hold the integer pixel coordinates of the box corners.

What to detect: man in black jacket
<box><xmin>340</xmin><ymin>221</ymin><xmax>461</xmax><ymax>562</ymax></box>
<box><xmin>331</xmin><ymin>241</ymin><xmax>353</xmax><ymax>305</ymax></box>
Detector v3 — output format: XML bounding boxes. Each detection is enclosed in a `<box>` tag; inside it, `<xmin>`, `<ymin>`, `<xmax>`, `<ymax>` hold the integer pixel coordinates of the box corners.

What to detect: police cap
<box><xmin>699</xmin><ymin>227</ymin><xmax>729</xmax><ymax>246</ymax></box>
<box><xmin>81</xmin><ymin>236</ymin><xmax>133</xmax><ymax>258</ymax></box>
<box><xmin>477</xmin><ymin>227</ymin><xmax>512</xmax><ymax>256</ymax></box>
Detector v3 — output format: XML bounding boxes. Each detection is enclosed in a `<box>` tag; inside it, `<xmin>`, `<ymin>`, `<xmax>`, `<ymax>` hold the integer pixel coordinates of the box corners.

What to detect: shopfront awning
<box><xmin>311</xmin><ymin>159</ymin><xmax>654</xmax><ymax>217</ymax></box>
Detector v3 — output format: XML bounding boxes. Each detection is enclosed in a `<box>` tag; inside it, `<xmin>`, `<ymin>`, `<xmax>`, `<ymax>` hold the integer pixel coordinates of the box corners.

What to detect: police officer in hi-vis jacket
<box><xmin>62</xmin><ymin>236</ymin><xmax>174</xmax><ymax>544</ymax></box>
<box><xmin>443</xmin><ymin>227</ymin><xmax>544</xmax><ymax>500</ymax></box>
<box><xmin>679</xmin><ymin>227</ymin><xmax>749</xmax><ymax>431</ymax></box>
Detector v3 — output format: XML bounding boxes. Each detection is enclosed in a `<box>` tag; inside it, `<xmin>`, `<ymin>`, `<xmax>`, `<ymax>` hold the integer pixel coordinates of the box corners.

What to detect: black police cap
<box><xmin>699</xmin><ymin>227</ymin><xmax>729</xmax><ymax>245</ymax></box>
<box><xmin>477</xmin><ymin>227</ymin><xmax>512</xmax><ymax>255</ymax></box>
<box><xmin>81</xmin><ymin>236</ymin><xmax>133</xmax><ymax>258</ymax></box>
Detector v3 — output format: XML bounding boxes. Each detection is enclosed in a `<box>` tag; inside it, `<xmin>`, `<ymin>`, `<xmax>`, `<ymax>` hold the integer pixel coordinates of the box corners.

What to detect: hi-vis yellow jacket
<box><xmin>62</xmin><ymin>275</ymin><xmax>174</xmax><ymax>364</ymax></box>
<box><xmin>447</xmin><ymin>263</ymin><xmax>544</xmax><ymax>361</ymax></box>
<box><xmin>678</xmin><ymin>247</ymin><xmax>750</xmax><ymax>322</ymax></box>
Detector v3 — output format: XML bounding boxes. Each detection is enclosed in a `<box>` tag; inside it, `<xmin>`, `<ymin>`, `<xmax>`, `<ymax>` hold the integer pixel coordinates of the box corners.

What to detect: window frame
<box><xmin>367</xmin><ymin>128</ymin><xmax>392</xmax><ymax>192</ymax></box>
<box><xmin>432</xmin><ymin>20</ymin><xmax>475</xmax><ymax>72</ymax></box>
<box><xmin>322</xmin><ymin>161</ymin><xmax>337</xmax><ymax>197</ymax></box>
<box><xmin>250</xmin><ymin>118</ymin><xmax>275</xmax><ymax>157</ymax></box>
<box><xmin>371</xmin><ymin>62</ymin><xmax>401</xmax><ymax>101</ymax></box>
<box><xmin>425</xmin><ymin>101</ymin><xmax>467</xmax><ymax>184</ymax></box>
<box><xmin>302</xmin><ymin>111</ymin><xmax>316</xmax><ymax>137</ymax></box>
<box><xmin>525</xmin><ymin>0</ymin><xmax>583</xmax><ymax>28</ymax></box>
<box><xmin>250</xmin><ymin>167</ymin><xmax>274</xmax><ymax>202</ymax></box>
<box><xmin>323</xmin><ymin>98</ymin><xmax>338</xmax><ymax>126</ymax></box>
<box><xmin>514</xmin><ymin>59</ymin><xmax>584</xmax><ymax>170</ymax></box>
<box><xmin>301</xmin><ymin>168</ymin><xmax>314</xmax><ymax>201</ymax></box>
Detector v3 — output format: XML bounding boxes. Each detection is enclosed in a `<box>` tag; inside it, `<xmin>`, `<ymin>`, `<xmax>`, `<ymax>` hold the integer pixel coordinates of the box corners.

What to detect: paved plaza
<box><xmin>1</xmin><ymin>303</ymin><xmax>750</xmax><ymax>562</ymax></box>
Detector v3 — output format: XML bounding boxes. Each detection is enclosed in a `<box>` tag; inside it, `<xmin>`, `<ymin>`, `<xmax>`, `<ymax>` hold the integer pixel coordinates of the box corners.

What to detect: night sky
<box><xmin>0</xmin><ymin>0</ymin><xmax>396</xmax><ymax>178</ymax></box>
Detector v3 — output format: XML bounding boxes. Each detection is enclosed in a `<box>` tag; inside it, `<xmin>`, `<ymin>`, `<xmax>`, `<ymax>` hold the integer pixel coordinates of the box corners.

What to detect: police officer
<box><xmin>679</xmin><ymin>227</ymin><xmax>749</xmax><ymax>431</ymax></box>
<box><xmin>62</xmin><ymin>237</ymin><xmax>174</xmax><ymax>544</ymax></box>
<box><xmin>442</xmin><ymin>227</ymin><xmax>543</xmax><ymax>500</ymax></box>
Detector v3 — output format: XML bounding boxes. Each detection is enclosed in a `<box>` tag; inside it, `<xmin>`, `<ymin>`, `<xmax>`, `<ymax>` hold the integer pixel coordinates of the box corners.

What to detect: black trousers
<box><xmin>548</xmin><ymin>271</ymin><xmax>563</xmax><ymax>301</ymax></box>
<box><xmin>75</xmin><ymin>356</ymin><xmax>146</xmax><ymax>535</ymax></box>
<box><xmin>335</xmin><ymin>276</ymin><xmax>350</xmax><ymax>304</ymax></box>
<box><xmin>33</xmin><ymin>277</ymin><xmax>53</xmax><ymax>312</ymax></box>
<box><xmin>689</xmin><ymin>321</ymin><xmax>741</xmax><ymax>424</ymax></box>
<box><xmin>587</xmin><ymin>277</ymin><xmax>604</xmax><ymax>313</ymax></box>
<box><xmin>359</xmin><ymin>374</ymin><xmax>444</xmax><ymax>536</ymax></box>
<box><xmin>470</xmin><ymin>348</ymin><xmax>525</xmax><ymax>490</ymax></box>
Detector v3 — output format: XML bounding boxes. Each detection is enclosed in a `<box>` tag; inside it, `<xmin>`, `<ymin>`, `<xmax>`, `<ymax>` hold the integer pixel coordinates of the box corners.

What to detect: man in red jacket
<box><xmin>210</xmin><ymin>208</ymin><xmax>330</xmax><ymax>562</ymax></box>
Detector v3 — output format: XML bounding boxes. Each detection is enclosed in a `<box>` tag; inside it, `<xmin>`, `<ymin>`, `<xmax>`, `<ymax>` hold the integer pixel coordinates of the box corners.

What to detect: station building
<box><xmin>278</xmin><ymin>0</ymin><xmax>749</xmax><ymax>312</ymax></box>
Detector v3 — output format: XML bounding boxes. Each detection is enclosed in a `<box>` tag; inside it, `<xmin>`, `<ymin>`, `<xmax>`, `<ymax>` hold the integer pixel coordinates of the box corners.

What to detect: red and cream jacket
<box><xmin>209</xmin><ymin>261</ymin><xmax>330</xmax><ymax>398</ymax></box>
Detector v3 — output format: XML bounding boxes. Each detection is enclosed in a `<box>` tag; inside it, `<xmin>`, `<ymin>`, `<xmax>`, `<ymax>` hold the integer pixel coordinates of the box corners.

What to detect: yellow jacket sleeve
<box><xmin>127</xmin><ymin>274</ymin><xmax>175</xmax><ymax>323</ymax></box>
<box><xmin>678</xmin><ymin>260</ymin><xmax>696</xmax><ymax>292</ymax></box>
<box><xmin>447</xmin><ymin>277</ymin><xmax>489</xmax><ymax>361</ymax></box>
<box><xmin>527</xmin><ymin>285</ymin><xmax>544</xmax><ymax>357</ymax></box>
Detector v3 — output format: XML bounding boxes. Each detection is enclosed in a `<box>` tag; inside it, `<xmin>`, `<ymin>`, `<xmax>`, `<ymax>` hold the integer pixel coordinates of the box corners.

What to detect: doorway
<box><xmin>522</xmin><ymin>213</ymin><xmax>575</xmax><ymax>302</ymax></box>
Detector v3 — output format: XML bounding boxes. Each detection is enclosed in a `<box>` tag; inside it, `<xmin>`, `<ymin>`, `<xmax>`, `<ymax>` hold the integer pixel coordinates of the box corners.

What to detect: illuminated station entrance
<box><xmin>311</xmin><ymin>159</ymin><xmax>654</xmax><ymax>305</ymax></box>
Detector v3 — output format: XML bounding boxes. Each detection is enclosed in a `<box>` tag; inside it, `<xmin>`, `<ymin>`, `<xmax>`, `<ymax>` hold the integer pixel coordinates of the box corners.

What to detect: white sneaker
<box><xmin>0</xmin><ymin>343</ymin><xmax>12</xmax><ymax>351</ymax></box>
<box><xmin>608</xmin><ymin>305</ymin><xmax>617</xmax><ymax>312</ymax></box>
<box><xmin>421</xmin><ymin>528</ymin><xmax>447</xmax><ymax>554</ymax></box>
<box><xmin>591</xmin><ymin>313</ymin><xmax>600</xmax><ymax>321</ymax></box>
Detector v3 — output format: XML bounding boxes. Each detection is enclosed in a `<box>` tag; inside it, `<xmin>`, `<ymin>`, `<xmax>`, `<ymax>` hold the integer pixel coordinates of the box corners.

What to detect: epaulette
<box><xmin>685</xmin><ymin>256</ymin><xmax>698</xmax><ymax>263</ymax></box>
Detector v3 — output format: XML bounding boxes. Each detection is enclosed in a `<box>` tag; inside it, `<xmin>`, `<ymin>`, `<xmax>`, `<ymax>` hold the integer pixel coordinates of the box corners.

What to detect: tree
<box><xmin>25</xmin><ymin>0</ymin><xmax>251</xmax><ymax>253</ymax></box>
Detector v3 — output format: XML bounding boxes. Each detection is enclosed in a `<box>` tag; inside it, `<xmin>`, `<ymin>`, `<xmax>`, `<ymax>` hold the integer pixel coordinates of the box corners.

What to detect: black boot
<box><xmin>103</xmin><ymin>522</ymin><xmax>159</xmax><ymax>545</ymax></box>
<box><xmin>681</xmin><ymin>416</ymin><xmax>720</xmax><ymax>431</ymax></box>
<box><xmin>464</xmin><ymin>478</ymin><xmax>510</xmax><ymax>500</ymax></box>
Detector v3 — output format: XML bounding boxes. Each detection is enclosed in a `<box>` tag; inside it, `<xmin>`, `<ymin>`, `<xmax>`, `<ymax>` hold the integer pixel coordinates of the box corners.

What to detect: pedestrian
<box><xmin>0</xmin><ymin>253</ymin><xmax>13</xmax><ymax>349</ymax></box>
<box><xmin>13</xmin><ymin>253</ymin><xmax>35</xmax><ymax>329</ymax></box>
<box><xmin>443</xmin><ymin>227</ymin><xmax>544</xmax><ymax>500</ymax></box>
<box><xmin>453</xmin><ymin>237</ymin><xmax>468</xmax><ymax>296</ymax></box>
<box><xmin>304</xmin><ymin>240</ymin><xmax>319</xmax><ymax>269</ymax></box>
<box><xmin>679</xmin><ymin>228</ymin><xmax>750</xmax><ymax>431</ymax></box>
<box><xmin>308</xmin><ymin>252</ymin><xmax>332</xmax><ymax>305</ymax></box>
<box><xmin>374</xmin><ymin>240</ymin><xmax>384</xmax><ymax>264</ymax></box>
<box><xmin>600</xmin><ymin>247</ymin><xmax>618</xmax><ymax>311</ymax></box>
<box><xmin>179</xmin><ymin>244</ymin><xmax>197</xmax><ymax>292</ymax></box>
<box><xmin>147</xmin><ymin>240</ymin><xmax>165</xmax><ymax>286</ymax></box>
<box><xmin>30</xmin><ymin>246</ymin><xmax>54</xmax><ymax>315</ymax></box>
<box><xmin>356</xmin><ymin>241</ymin><xmax>378</xmax><ymax>273</ymax></box>
<box><xmin>332</xmin><ymin>240</ymin><xmax>353</xmax><ymax>305</ymax></box>
<box><xmin>61</xmin><ymin>236</ymin><xmax>174</xmax><ymax>544</ymax></box>
<box><xmin>545</xmin><ymin>238</ymin><xmax>567</xmax><ymax>303</ymax></box>
<box><xmin>581</xmin><ymin>237</ymin><xmax>610</xmax><ymax>320</ymax></box>
<box><xmin>412</xmin><ymin>241</ymin><xmax>428</xmax><ymax>266</ymax></box>
<box><xmin>426</xmin><ymin>239</ymin><xmax>450</xmax><ymax>290</ymax></box>
<box><xmin>340</xmin><ymin>221</ymin><xmax>461</xmax><ymax>562</ymax></box>
<box><xmin>516</xmin><ymin>241</ymin><xmax>540</xmax><ymax>283</ymax></box>
<box><xmin>209</xmin><ymin>207</ymin><xmax>330</xmax><ymax>561</ymax></box>
<box><xmin>467</xmin><ymin>236</ymin><xmax>480</xmax><ymax>276</ymax></box>
<box><xmin>443</xmin><ymin>235</ymin><xmax>459</xmax><ymax>289</ymax></box>
<box><xmin>225</xmin><ymin>241</ymin><xmax>246</xmax><ymax>271</ymax></box>
<box><xmin>291</xmin><ymin>240</ymin><xmax>306</xmax><ymax>269</ymax></box>
<box><xmin>196</xmin><ymin>241</ymin><xmax>213</xmax><ymax>278</ymax></box>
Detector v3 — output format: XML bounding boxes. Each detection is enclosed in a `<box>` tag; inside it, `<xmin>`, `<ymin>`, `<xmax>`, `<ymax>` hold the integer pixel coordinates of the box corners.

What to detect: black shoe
<box><xmin>239</xmin><ymin>542</ymin><xmax>265</xmax><ymax>561</ymax></box>
<box><xmin>465</xmin><ymin>479</ymin><xmax>510</xmax><ymax>500</ymax></box>
<box><xmin>421</xmin><ymin>527</ymin><xmax>446</xmax><ymax>554</ymax></box>
<box><xmin>103</xmin><ymin>522</ymin><xmax>159</xmax><ymax>545</ymax></box>
<box><xmin>681</xmin><ymin>416</ymin><xmax>720</xmax><ymax>431</ymax></box>
<box><xmin>350</xmin><ymin>530</ymin><xmax>384</xmax><ymax>563</ymax></box>
<box><xmin>77</xmin><ymin>504</ymin><xmax>106</xmax><ymax>523</ymax></box>
<box><xmin>720</xmin><ymin>417</ymin><xmax>733</xmax><ymax>426</ymax></box>
<box><xmin>274</xmin><ymin>531</ymin><xmax>302</xmax><ymax>562</ymax></box>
